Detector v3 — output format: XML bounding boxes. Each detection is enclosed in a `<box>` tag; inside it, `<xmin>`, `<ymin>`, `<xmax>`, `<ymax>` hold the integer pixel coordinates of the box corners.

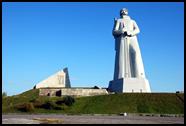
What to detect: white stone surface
<box><xmin>35</xmin><ymin>68</ymin><xmax>71</xmax><ymax>89</ymax></box>
<box><xmin>109</xmin><ymin>78</ymin><xmax>151</xmax><ymax>93</ymax></box>
<box><xmin>109</xmin><ymin>8</ymin><xmax>151</xmax><ymax>93</ymax></box>
<box><xmin>123</xmin><ymin>78</ymin><xmax>151</xmax><ymax>92</ymax></box>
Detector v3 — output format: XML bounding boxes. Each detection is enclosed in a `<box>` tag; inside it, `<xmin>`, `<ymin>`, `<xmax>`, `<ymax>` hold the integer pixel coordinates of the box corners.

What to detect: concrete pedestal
<box><xmin>108</xmin><ymin>78</ymin><xmax>151</xmax><ymax>93</ymax></box>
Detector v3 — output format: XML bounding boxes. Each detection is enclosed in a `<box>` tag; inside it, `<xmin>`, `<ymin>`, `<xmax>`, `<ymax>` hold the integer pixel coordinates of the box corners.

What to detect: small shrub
<box><xmin>41</xmin><ymin>101</ymin><xmax>56</xmax><ymax>109</ymax></box>
<box><xmin>41</xmin><ymin>100</ymin><xmax>63</xmax><ymax>110</ymax></box>
<box><xmin>32</xmin><ymin>99</ymin><xmax>45</xmax><ymax>108</ymax></box>
<box><xmin>26</xmin><ymin>103</ymin><xmax>35</xmax><ymax>112</ymax></box>
<box><xmin>29</xmin><ymin>97</ymin><xmax>38</xmax><ymax>103</ymax></box>
<box><xmin>56</xmin><ymin>100</ymin><xmax>64</xmax><ymax>105</ymax></box>
<box><xmin>54</xmin><ymin>106</ymin><xmax>63</xmax><ymax>110</ymax></box>
<box><xmin>2</xmin><ymin>92</ymin><xmax>7</xmax><ymax>97</ymax></box>
<box><xmin>63</xmin><ymin>96</ymin><xmax>75</xmax><ymax>106</ymax></box>
<box><xmin>15</xmin><ymin>102</ymin><xmax>35</xmax><ymax>112</ymax></box>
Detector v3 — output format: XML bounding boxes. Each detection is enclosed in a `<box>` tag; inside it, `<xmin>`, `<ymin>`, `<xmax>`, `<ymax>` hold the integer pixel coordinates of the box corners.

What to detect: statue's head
<box><xmin>120</xmin><ymin>8</ymin><xmax>128</xmax><ymax>17</ymax></box>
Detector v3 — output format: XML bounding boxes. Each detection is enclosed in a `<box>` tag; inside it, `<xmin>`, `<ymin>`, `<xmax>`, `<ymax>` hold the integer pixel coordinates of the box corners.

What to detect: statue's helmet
<box><xmin>120</xmin><ymin>8</ymin><xmax>128</xmax><ymax>16</ymax></box>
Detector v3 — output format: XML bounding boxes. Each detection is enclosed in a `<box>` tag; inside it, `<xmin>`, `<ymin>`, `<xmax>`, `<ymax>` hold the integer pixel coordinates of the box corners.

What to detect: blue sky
<box><xmin>2</xmin><ymin>2</ymin><xmax>184</xmax><ymax>96</ymax></box>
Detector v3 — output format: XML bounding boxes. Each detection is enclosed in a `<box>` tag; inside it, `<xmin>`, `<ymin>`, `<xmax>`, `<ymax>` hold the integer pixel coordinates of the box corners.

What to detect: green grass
<box><xmin>68</xmin><ymin>93</ymin><xmax>184</xmax><ymax>114</ymax></box>
<box><xmin>2</xmin><ymin>89</ymin><xmax>184</xmax><ymax>114</ymax></box>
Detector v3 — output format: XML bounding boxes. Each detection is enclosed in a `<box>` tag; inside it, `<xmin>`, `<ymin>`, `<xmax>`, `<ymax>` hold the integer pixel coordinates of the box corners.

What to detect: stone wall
<box><xmin>39</xmin><ymin>88</ymin><xmax>108</xmax><ymax>97</ymax></box>
<box><xmin>61</xmin><ymin>88</ymin><xmax>108</xmax><ymax>96</ymax></box>
<box><xmin>39</xmin><ymin>88</ymin><xmax>61</xmax><ymax>96</ymax></box>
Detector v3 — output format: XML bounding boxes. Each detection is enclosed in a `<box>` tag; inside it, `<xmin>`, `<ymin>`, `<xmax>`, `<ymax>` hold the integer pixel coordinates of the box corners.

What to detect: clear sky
<box><xmin>2</xmin><ymin>2</ymin><xmax>184</xmax><ymax>96</ymax></box>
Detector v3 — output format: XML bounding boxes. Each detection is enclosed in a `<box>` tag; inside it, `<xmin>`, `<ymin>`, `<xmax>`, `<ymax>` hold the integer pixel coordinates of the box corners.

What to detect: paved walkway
<box><xmin>2</xmin><ymin>114</ymin><xmax>184</xmax><ymax>124</ymax></box>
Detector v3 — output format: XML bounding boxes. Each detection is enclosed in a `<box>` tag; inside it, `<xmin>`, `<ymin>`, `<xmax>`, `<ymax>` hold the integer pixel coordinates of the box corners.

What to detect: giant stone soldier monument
<box><xmin>108</xmin><ymin>8</ymin><xmax>151</xmax><ymax>93</ymax></box>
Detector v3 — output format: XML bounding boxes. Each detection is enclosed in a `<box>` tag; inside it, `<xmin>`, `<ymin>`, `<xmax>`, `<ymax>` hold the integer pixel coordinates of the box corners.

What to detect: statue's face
<box><xmin>120</xmin><ymin>8</ymin><xmax>128</xmax><ymax>17</ymax></box>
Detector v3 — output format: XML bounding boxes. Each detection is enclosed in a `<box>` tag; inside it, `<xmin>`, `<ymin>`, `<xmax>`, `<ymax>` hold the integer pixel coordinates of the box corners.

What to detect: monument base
<box><xmin>108</xmin><ymin>78</ymin><xmax>151</xmax><ymax>93</ymax></box>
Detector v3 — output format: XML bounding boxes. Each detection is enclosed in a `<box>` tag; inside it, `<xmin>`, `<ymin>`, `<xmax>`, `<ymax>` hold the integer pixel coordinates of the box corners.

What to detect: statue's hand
<box><xmin>127</xmin><ymin>31</ymin><xmax>133</xmax><ymax>36</ymax></box>
<box><xmin>121</xmin><ymin>28</ymin><xmax>127</xmax><ymax>34</ymax></box>
<box><xmin>113</xmin><ymin>30</ymin><xmax>122</xmax><ymax>37</ymax></box>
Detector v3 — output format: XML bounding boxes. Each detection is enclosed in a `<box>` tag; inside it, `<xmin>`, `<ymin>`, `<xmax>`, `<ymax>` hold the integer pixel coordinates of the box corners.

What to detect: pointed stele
<box><xmin>34</xmin><ymin>68</ymin><xmax>71</xmax><ymax>89</ymax></box>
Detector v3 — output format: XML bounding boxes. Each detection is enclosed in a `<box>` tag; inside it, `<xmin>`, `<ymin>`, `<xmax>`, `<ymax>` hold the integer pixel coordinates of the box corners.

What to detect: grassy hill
<box><xmin>2</xmin><ymin>89</ymin><xmax>184</xmax><ymax>114</ymax></box>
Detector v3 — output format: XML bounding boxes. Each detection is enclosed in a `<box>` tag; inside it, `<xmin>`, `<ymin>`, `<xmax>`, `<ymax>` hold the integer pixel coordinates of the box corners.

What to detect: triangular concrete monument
<box><xmin>34</xmin><ymin>67</ymin><xmax>71</xmax><ymax>89</ymax></box>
